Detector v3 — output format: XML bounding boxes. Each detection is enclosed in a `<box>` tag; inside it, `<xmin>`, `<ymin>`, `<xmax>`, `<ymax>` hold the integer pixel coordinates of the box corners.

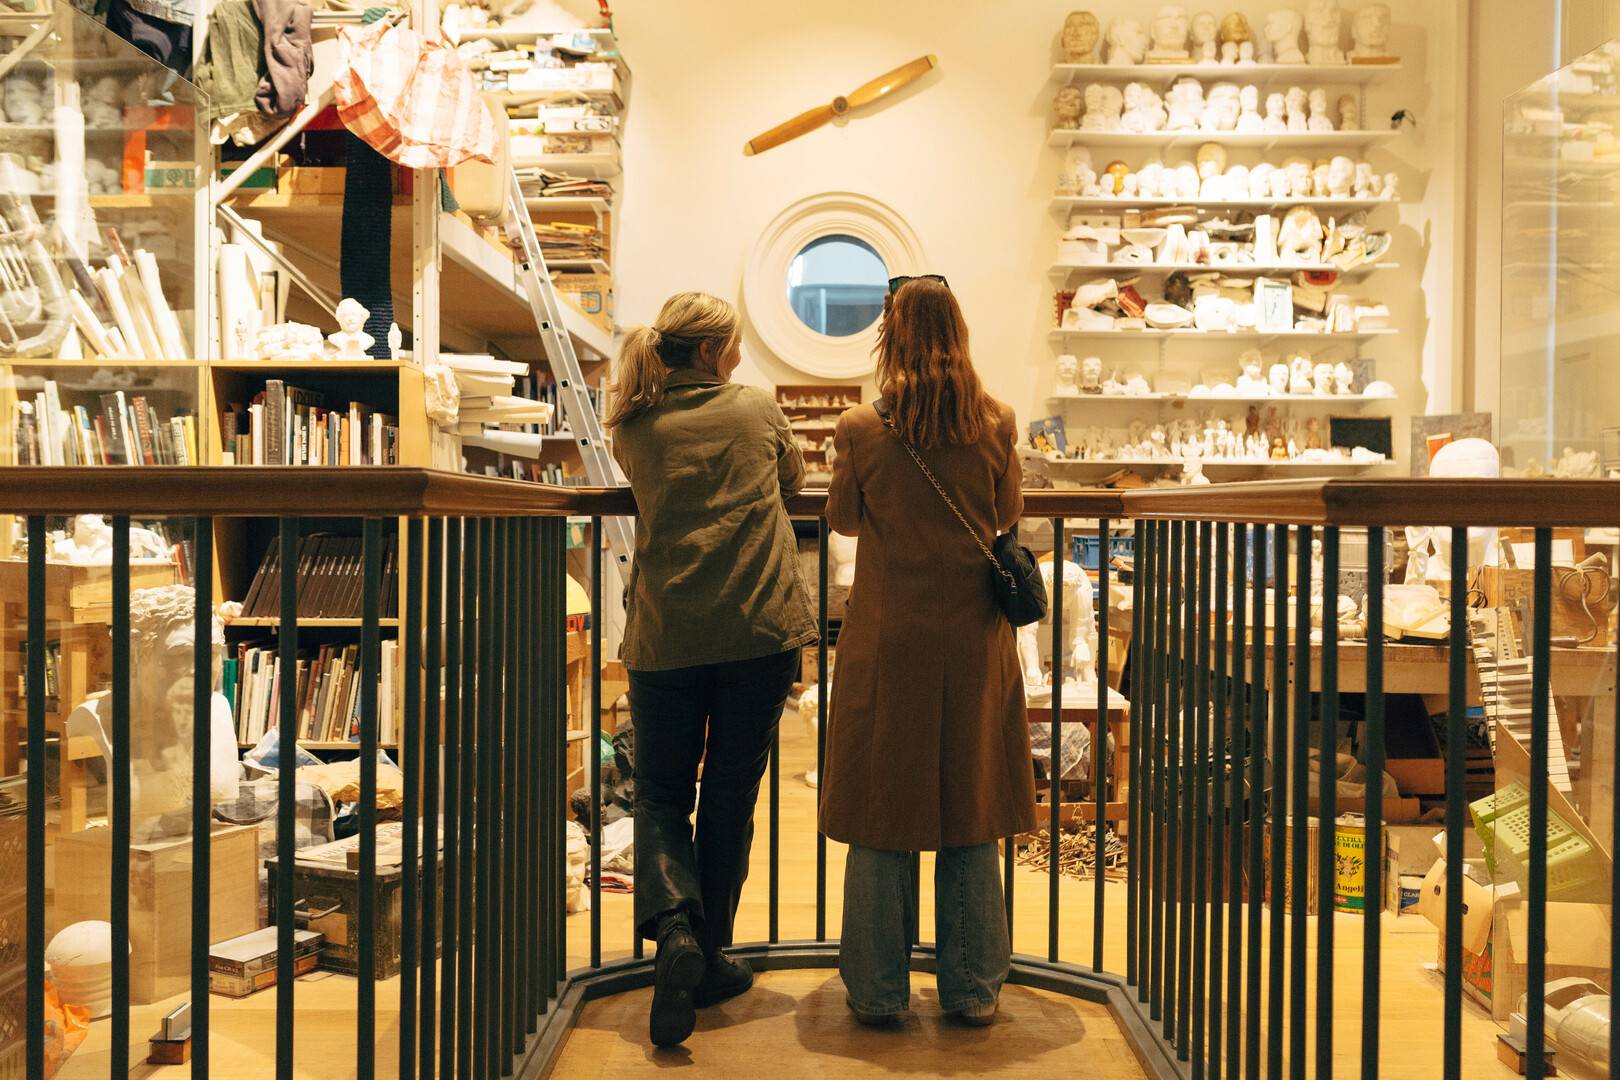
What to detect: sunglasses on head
<box><xmin>888</xmin><ymin>274</ymin><xmax>949</xmax><ymax>294</ymax></box>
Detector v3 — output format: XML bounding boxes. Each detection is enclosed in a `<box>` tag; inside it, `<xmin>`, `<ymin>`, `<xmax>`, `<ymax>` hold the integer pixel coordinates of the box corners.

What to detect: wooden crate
<box><xmin>54</xmin><ymin>823</ymin><xmax>259</xmax><ymax>1004</ymax></box>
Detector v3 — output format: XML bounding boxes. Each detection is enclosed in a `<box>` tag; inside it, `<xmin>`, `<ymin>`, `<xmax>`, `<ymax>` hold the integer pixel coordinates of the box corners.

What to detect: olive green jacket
<box><xmin>613</xmin><ymin>368</ymin><xmax>818</xmax><ymax>671</ymax></box>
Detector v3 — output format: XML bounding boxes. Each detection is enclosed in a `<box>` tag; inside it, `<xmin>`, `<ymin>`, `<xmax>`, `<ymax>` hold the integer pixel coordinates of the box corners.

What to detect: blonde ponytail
<box><xmin>607</xmin><ymin>292</ymin><xmax>741</xmax><ymax>428</ymax></box>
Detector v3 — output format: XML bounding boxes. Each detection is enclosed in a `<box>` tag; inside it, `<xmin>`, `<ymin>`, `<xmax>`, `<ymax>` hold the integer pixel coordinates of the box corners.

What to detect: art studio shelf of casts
<box><xmin>1036</xmin><ymin>3</ymin><xmax>1404</xmax><ymax>484</ymax></box>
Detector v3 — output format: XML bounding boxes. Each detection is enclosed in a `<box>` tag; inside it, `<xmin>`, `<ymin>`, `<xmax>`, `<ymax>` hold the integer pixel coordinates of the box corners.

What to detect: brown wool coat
<box><xmin>818</xmin><ymin>400</ymin><xmax>1036</xmax><ymax>852</ymax></box>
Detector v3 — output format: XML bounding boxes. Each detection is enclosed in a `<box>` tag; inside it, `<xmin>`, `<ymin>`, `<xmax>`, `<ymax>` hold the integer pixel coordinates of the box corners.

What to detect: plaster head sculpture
<box><xmin>1192</xmin><ymin>11</ymin><xmax>1219</xmax><ymax>61</ymax></box>
<box><xmin>1104</xmin><ymin>158</ymin><xmax>1130</xmax><ymax>193</ymax></box>
<box><xmin>1236</xmin><ymin>83</ymin><xmax>1264</xmax><ymax>132</ymax></box>
<box><xmin>1202</xmin><ymin>81</ymin><xmax>1241</xmax><ymax>131</ymax></box>
<box><xmin>1261</xmin><ymin>90</ymin><xmax>1287</xmax><ymax>129</ymax></box>
<box><xmin>1105</xmin><ymin>17</ymin><xmax>1150</xmax><ymax>64</ymax></box>
<box><xmin>1313</xmin><ymin>361</ymin><xmax>1335</xmax><ymax>395</ymax></box>
<box><xmin>1267</xmin><ymin>362</ymin><xmax>1289</xmax><ymax>395</ymax></box>
<box><xmin>1381</xmin><ymin>171</ymin><xmax>1400</xmax><ymax>200</ymax></box>
<box><xmin>1333</xmin><ymin>360</ymin><xmax>1355</xmax><ymax>393</ymax></box>
<box><xmin>1289</xmin><ymin>353</ymin><xmax>1315</xmax><ymax>394</ymax></box>
<box><xmin>1264</xmin><ymin>9</ymin><xmax>1305</xmax><ymax>63</ymax></box>
<box><xmin>1249</xmin><ymin>162</ymin><xmax>1276</xmax><ymax>197</ymax></box>
<box><xmin>1285</xmin><ymin>84</ymin><xmax>1309</xmax><ymax>131</ymax></box>
<box><xmin>3</xmin><ymin>76</ymin><xmax>44</xmax><ymax>124</ymax></box>
<box><xmin>1195</xmin><ymin>140</ymin><xmax>1228</xmax><ymax>179</ymax></box>
<box><xmin>1279</xmin><ymin>205</ymin><xmax>1325</xmax><ymax>262</ymax></box>
<box><xmin>83</xmin><ymin>75</ymin><xmax>124</xmax><ymax>126</ymax></box>
<box><xmin>1422</xmin><ymin>438</ymin><xmax>1501</xmax><ymax>582</ymax></box>
<box><xmin>1054</xmin><ymin>85</ymin><xmax>1084</xmax><ymax>128</ymax></box>
<box><xmin>1121</xmin><ymin>82</ymin><xmax>1168</xmax><ymax>132</ymax></box>
<box><xmin>1062</xmin><ymin>11</ymin><xmax>1103</xmax><ymax>62</ymax></box>
<box><xmin>1218</xmin><ymin>11</ymin><xmax>1252</xmax><ymax>63</ymax></box>
<box><xmin>1283</xmin><ymin>155</ymin><xmax>1313</xmax><ymax>196</ymax></box>
<box><xmin>1055</xmin><ymin>354</ymin><xmax>1081</xmax><ymax>396</ymax></box>
<box><xmin>1173</xmin><ymin>162</ymin><xmax>1201</xmax><ymax>198</ymax></box>
<box><xmin>329</xmin><ymin>298</ymin><xmax>376</xmax><ymax>360</ymax></box>
<box><xmin>1337</xmin><ymin>93</ymin><xmax>1360</xmax><ymax>131</ymax></box>
<box><xmin>1165</xmin><ymin>78</ymin><xmax>1205</xmax><ymax>129</ymax></box>
<box><xmin>1096</xmin><ymin>83</ymin><xmax>1125</xmax><ymax>127</ymax></box>
<box><xmin>1149</xmin><ymin>5</ymin><xmax>1192</xmax><ymax>58</ymax></box>
<box><xmin>1305</xmin><ymin>0</ymin><xmax>1346</xmax><ymax>64</ymax></box>
<box><xmin>1351</xmin><ymin>2</ymin><xmax>1392</xmax><ymax>60</ymax></box>
<box><xmin>1312</xmin><ymin>159</ymin><xmax>1333</xmax><ymax>197</ymax></box>
<box><xmin>1137</xmin><ymin>159</ymin><xmax>1167</xmax><ymax>197</ymax></box>
<box><xmin>1321</xmin><ymin>155</ymin><xmax>1354</xmax><ymax>198</ymax></box>
<box><xmin>1352</xmin><ymin>161</ymin><xmax>1377</xmax><ymax>198</ymax></box>
<box><xmin>1080</xmin><ymin>354</ymin><xmax>1104</xmax><ymax>390</ymax></box>
<box><xmin>1307</xmin><ymin>87</ymin><xmax>1334</xmax><ymax>131</ymax></box>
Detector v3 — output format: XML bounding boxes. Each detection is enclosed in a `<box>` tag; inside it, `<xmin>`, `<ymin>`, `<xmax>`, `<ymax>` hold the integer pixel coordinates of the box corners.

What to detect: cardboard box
<box><xmin>55</xmin><ymin>823</ymin><xmax>260</xmax><ymax>1004</ymax></box>
<box><xmin>208</xmin><ymin>926</ymin><xmax>323</xmax><ymax>998</ymax></box>
<box><xmin>1421</xmin><ymin>857</ymin><xmax>1612</xmax><ymax>1020</ymax></box>
<box><xmin>552</xmin><ymin>271</ymin><xmax>613</xmax><ymax>335</ymax></box>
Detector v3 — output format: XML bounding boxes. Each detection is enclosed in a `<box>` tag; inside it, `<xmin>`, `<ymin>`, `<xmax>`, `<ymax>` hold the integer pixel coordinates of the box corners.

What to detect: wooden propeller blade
<box><xmin>846</xmin><ymin>54</ymin><xmax>937</xmax><ymax>111</ymax></box>
<box><xmin>744</xmin><ymin>102</ymin><xmax>839</xmax><ymax>156</ymax></box>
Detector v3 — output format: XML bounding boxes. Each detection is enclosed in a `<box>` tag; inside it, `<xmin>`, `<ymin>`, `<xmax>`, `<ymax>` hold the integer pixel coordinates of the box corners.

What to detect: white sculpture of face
<box><xmin>1192</xmin><ymin>11</ymin><xmax>1217</xmax><ymax>44</ymax></box>
<box><xmin>337</xmin><ymin>298</ymin><xmax>369</xmax><ymax>333</ymax></box>
<box><xmin>1266</xmin><ymin>92</ymin><xmax>1285</xmax><ymax>118</ymax></box>
<box><xmin>1108</xmin><ymin>18</ymin><xmax>1150</xmax><ymax>62</ymax></box>
<box><xmin>1333</xmin><ymin>361</ymin><xmax>1354</xmax><ymax>392</ymax></box>
<box><xmin>1097</xmin><ymin>84</ymin><xmax>1124</xmax><ymax>119</ymax></box>
<box><xmin>1081</xmin><ymin>355</ymin><xmax>1103</xmax><ymax>384</ymax></box>
<box><xmin>1152</xmin><ymin>5</ymin><xmax>1190</xmax><ymax>49</ymax></box>
<box><xmin>1063</xmin><ymin>10</ymin><xmax>1103</xmax><ymax>60</ymax></box>
<box><xmin>1268</xmin><ymin>363</ymin><xmax>1289</xmax><ymax>392</ymax></box>
<box><xmin>1313</xmin><ymin>362</ymin><xmax>1334</xmax><ymax>390</ymax></box>
<box><xmin>1306</xmin><ymin>0</ymin><xmax>1341</xmax><ymax>45</ymax></box>
<box><xmin>1353</xmin><ymin>3</ymin><xmax>1390</xmax><ymax>50</ymax></box>
<box><xmin>1286</xmin><ymin>86</ymin><xmax>1307</xmax><ymax>113</ymax></box>
<box><xmin>1266</xmin><ymin>9</ymin><xmax>1303</xmax><ymax>44</ymax></box>
<box><xmin>1309</xmin><ymin>87</ymin><xmax>1328</xmax><ymax>113</ymax></box>
<box><xmin>1057</xmin><ymin>354</ymin><xmax>1080</xmax><ymax>385</ymax></box>
<box><xmin>1240</xmin><ymin>84</ymin><xmax>1259</xmax><ymax>110</ymax></box>
<box><xmin>1327</xmin><ymin>155</ymin><xmax>1354</xmax><ymax>193</ymax></box>
<box><xmin>1242</xmin><ymin>353</ymin><xmax>1262</xmax><ymax>379</ymax></box>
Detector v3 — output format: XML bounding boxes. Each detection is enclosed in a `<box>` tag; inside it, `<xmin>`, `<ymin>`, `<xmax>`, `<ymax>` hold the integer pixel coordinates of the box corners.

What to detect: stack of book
<box><xmin>220</xmin><ymin>379</ymin><xmax>399</xmax><ymax>466</ymax></box>
<box><xmin>238</xmin><ymin>533</ymin><xmax>400</xmax><ymax>620</ymax></box>
<box><xmin>535</xmin><ymin>221</ymin><xmax>604</xmax><ymax>262</ymax></box>
<box><xmin>226</xmin><ymin>639</ymin><xmax>398</xmax><ymax>746</ymax></box>
<box><xmin>11</xmin><ymin>382</ymin><xmax>197</xmax><ymax>465</ymax></box>
<box><xmin>515</xmin><ymin>166</ymin><xmax>613</xmax><ymax>200</ymax></box>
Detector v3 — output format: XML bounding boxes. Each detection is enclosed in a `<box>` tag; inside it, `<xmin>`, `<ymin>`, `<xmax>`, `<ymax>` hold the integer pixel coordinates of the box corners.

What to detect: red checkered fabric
<box><xmin>336</xmin><ymin>19</ymin><xmax>498</xmax><ymax>168</ymax></box>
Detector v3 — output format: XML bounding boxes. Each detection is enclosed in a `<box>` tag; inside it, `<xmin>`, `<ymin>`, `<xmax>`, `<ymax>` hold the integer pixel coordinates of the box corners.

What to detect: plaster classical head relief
<box><xmin>1106</xmin><ymin>18</ymin><xmax>1149</xmax><ymax>64</ymax></box>
<box><xmin>1191</xmin><ymin>11</ymin><xmax>1218</xmax><ymax>60</ymax></box>
<box><xmin>1305</xmin><ymin>0</ymin><xmax>1346</xmax><ymax>64</ymax></box>
<box><xmin>1265</xmin><ymin>9</ymin><xmax>1305</xmax><ymax>62</ymax></box>
<box><xmin>1080</xmin><ymin>355</ymin><xmax>1103</xmax><ymax>388</ymax></box>
<box><xmin>1351</xmin><ymin>2</ymin><xmax>1392</xmax><ymax>59</ymax></box>
<box><xmin>1062</xmin><ymin>11</ymin><xmax>1102</xmax><ymax>62</ymax></box>
<box><xmin>1054</xmin><ymin>85</ymin><xmax>1083</xmax><ymax>127</ymax></box>
<box><xmin>1338</xmin><ymin>93</ymin><xmax>1360</xmax><ymax>130</ymax></box>
<box><xmin>1149</xmin><ymin>5</ymin><xmax>1191</xmax><ymax>57</ymax></box>
<box><xmin>1327</xmin><ymin>155</ymin><xmax>1355</xmax><ymax>197</ymax></box>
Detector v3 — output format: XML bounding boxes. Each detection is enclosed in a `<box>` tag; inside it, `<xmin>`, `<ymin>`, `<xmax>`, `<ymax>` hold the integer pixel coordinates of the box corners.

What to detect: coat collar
<box><xmin>665</xmin><ymin>367</ymin><xmax>724</xmax><ymax>388</ymax></box>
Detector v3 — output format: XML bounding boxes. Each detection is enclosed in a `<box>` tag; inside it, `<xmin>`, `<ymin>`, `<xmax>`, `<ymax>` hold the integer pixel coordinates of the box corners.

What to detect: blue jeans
<box><xmin>839</xmin><ymin>842</ymin><xmax>1011</xmax><ymax>1015</ymax></box>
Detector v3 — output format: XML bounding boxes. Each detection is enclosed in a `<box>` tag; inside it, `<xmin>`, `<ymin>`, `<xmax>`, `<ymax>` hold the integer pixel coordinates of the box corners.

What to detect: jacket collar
<box><xmin>665</xmin><ymin>367</ymin><xmax>724</xmax><ymax>388</ymax></box>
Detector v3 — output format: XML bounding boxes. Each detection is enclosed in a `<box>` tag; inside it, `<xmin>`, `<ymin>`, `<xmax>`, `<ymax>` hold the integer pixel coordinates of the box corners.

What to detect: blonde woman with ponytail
<box><xmin>609</xmin><ymin>291</ymin><xmax>817</xmax><ymax>1048</ymax></box>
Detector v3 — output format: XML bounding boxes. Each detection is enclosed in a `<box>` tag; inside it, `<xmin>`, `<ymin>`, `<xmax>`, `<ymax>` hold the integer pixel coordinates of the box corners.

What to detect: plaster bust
<box><xmin>1307</xmin><ymin>87</ymin><xmax>1334</xmax><ymax>131</ymax></box>
<box><xmin>1062</xmin><ymin>11</ymin><xmax>1102</xmax><ymax>62</ymax></box>
<box><xmin>1055</xmin><ymin>354</ymin><xmax>1081</xmax><ymax>396</ymax></box>
<box><xmin>1265</xmin><ymin>9</ymin><xmax>1305</xmax><ymax>63</ymax></box>
<box><xmin>1268</xmin><ymin>362</ymin><xmax>1289</xmax><ymax>395</ymax></box>
<box><xmin>1218</xmin><ymin>11</ymin><xmax>1254</xmax><ymax>63</ymax></box>
<box><xmin>1305</xmin><ymin>0</ymin><xmax>1346</xmax><ymax>65</ymax></box>
<box><xmin>1054</xmin><ymin>85</ymin><xmax>1083</xmax><ymax>128</ymax></box>
<box><xmin>1285</xmin><ymin>85</ymin><xmax>1308</xmax><ymax>131</ymax></box>
<box><xmin>1106</xmin><ymin>18</ymin><xmax>1149</xmax><ymax>65</ymax></box>
<box><xmin>1236</xmin><ymin>84</ymin><xmax>1264</xmax><ymax>132</ymax></box>
<box><xmin>1081</xmin><ymin>83</ymin><xmax>1124</xmax><ymax>129</ymax></box>
<box><xmin>1080</xmin><ymin>354</ymin><xmax>1103</xmax><ymax>391</ymax></box>
<box><xmin>329</xmin><ymin>297</ymin><xmax>376</xmax><ymax>360</ymax></box>
<box><xmin>1191</xmin><ymin>11</ymin><xmax>1218</xmax><ymax>61</ymax></box>
<box><xmin>1279</xmin><ymin>205</ymin><xmax>1325</xmax><ymax>262</ymax></box>
<box><xmin>1338</xmin><ymin>93</ymin><xmax>1360</xmax><ymax>130</ymax></box>
<box><xmin>1148</xmin><ymin>5</ymin><xmax>1192</xmax><ymax>60</ymax></box>
<box><xmin>1263</xmin><ymin>91</ymin><xmax>1287</xmax><ymax>132</ymax></box>
<box><xmin>1327</xmin><ymin>154</ymin><xmax>1355</xmax><ymax>197</ymax></box>
<box><xmin>1351</xmin><ymin>2</ymin><xmax>1392</xmax><ymax>60</ymax></box>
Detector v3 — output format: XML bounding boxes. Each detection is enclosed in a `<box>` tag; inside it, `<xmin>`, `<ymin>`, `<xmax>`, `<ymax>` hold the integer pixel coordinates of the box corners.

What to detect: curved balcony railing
<box><xmin>5</xmin><ymin>467</ymin><xmax>1618</xmax><ymax>1080</ymax></box>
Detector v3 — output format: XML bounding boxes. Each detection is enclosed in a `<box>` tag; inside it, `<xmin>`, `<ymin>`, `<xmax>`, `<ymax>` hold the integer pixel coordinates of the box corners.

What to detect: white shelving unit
<box><xmin>1042</xmin><ymin>57</ymin><xmax>1405</xmax><ymax>483</ymax></box>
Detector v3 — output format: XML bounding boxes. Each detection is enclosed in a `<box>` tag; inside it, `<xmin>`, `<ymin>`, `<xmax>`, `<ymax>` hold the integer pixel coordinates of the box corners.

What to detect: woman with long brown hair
<box><xmin>610</xmin><ymin>291</ymin><xmax>817</xmax><ymax>1047</ymax></box>
<box><xmin>821</xmin><ymin>276</ymin><xmax>1034</xmax><ymax>1027</ymax></box>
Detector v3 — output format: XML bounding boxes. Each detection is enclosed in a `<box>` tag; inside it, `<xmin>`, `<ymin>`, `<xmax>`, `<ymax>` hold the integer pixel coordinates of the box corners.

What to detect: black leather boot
<box><xmin>693</xmin><ymin>950</ymin><xmax>754</xmax><ymax>1008</ymax></box>
<box><xmin>649</xmin><ymin>913</ymin><xmax>705</xmax><ymax>1047</ymax></box>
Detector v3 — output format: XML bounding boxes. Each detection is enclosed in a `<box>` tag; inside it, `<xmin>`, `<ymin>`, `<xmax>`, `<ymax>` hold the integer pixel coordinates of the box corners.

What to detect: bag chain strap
<box><xmin>880</xmin><ymin>413</ymin><xmax>1017</xmax><ymax>591</ymax></box>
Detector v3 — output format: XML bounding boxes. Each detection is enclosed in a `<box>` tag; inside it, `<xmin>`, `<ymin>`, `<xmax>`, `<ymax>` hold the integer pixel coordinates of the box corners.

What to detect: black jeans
<box><xmin>629</xmin><ymin>648</ymin><xmax>799</xmax><ymax>951</ymax></box>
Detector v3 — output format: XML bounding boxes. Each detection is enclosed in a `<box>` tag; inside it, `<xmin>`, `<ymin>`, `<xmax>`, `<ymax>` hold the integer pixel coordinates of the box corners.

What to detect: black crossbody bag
<box><xmin>874</xmin><ymin>401</ymin><xmax>1048</xmax><ymax>628</ymax></box>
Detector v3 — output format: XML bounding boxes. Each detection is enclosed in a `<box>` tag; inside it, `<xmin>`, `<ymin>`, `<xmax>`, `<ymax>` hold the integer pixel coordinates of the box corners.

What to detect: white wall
<box><xmin>612</xmin><ymin>1</ymin><xmax>1465</xmax><ymax>457</ymax></box>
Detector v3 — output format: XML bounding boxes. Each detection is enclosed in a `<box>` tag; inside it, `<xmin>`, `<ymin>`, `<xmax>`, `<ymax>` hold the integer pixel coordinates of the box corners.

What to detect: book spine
<box><xmin>266</xmin><ymin>380</ymin><xmax>285</xmax><ymax>465</ymax></box>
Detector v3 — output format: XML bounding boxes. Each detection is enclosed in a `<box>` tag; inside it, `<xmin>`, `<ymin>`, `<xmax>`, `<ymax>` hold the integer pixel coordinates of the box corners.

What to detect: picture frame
<box><xmin>1255</xmin><ymin>277</ymin><xmax>1294</xmax><ymax>332</ymax></box>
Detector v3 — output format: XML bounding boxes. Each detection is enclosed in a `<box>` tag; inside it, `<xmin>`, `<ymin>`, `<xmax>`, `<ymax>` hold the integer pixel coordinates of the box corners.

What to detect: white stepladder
<box><xmin>501</xmin><ymin>164</ymin><xmax>635</xmax><ymax>570</ymax></box>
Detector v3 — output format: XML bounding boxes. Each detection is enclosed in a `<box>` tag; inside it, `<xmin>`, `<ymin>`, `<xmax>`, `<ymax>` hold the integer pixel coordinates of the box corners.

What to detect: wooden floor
<box><xmin>550</xmin><ymin>969</ymin><xmax>1148</xmax><ymax>1079</ymax></box>
<box><xmin>60</xmin><ymin>719</ymin><xmax>1520</xmax><ymax>1079</ymax></box>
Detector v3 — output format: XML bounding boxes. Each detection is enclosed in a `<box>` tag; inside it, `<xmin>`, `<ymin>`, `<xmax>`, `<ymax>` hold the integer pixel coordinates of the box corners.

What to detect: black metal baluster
<box><xmin>111</xmin><ymin>518</ymin><xmax>131</xmax><ymax>1076</ymax></box>
<box><xmin>553</xmin><ymin>520</ymin><xmax>569</xmax><ymax>992</ymax></box>
<box><xmin>1526</xmin><ymin>529</ymin><xmax>1552</xmax><ymax>1080</ymax></box>
<box><xmin>1290</xmin><ymin>527</ymin><xmax>1311</xmax><ymax>1080</ymax></box>
<box><xmin>277</xmin><ymin>518</ymin><xmax>298</xmax><ymax>1079</ymax></box>
<box><xmin>1128</xmin><ymin>519</ymin><xmax>1145</xmax><ymax>990</ymax></box>
<box><xmin>770</xmin><ymin>672</ymin><xmax>781</xmax><ymax>945</ymax></box>
<box><xmin>1267</xmin><ymin>525</ymin><xmax>1289</xmax><ymax>1080</ymax></box>
<box><xmin>1150</xmin><ymin>519</ymin><xmax>1168</xmax><ymax>1019</ymax></box>
<box><xmin>480</xmin><ymin>519</ymin><xmax>498</xmax><ymax>1080</ymax></box>
<box><xmin>1193</xmin><ymin>521</ymin><xmax>1212</xmax><ymax>1078</ymax></box>
<box><xmin>1443</xmin><ymin>525</ymin><xmax>1466</xmax><ymax>1080</ymax></box>
<box><xmin>401</xmin><ymin>517</ymin><xmax>423</xmax><ymax>1080</ymax></box>
<box><xmin>359</xmin><ymin>518</ymin><xmax>383</xmax><ymax>1080</ymax></box>
<box><xmin>1165</xmin><ymin>519</ymin><xmax>1184</xmax><ymax>1038</ymax></box>
<box><xmin>422</xmin><ymin>517</ymin><xmax>445</xmax><ymax>1079</ymax></box>
<box><xmin>1179</xmin><ymin>522</ymin><xmax>1196</xmax><ymax>1058</ymax></box>
<box><xmin>458</xmin><ymin>519</ymin><xmax>479</xmax><ymax>1080</ymax></box>
<box><xmin>1246</xmin><ymin>524</ymin><xmax>1267</xmax><ymax>1080</ymax></box>
<box><xmin>1361</xmin><ymin>528</ymin><xmax>1386</xmax><ymax>1080</ymax></box>
<box><xmin>192</xmin><ymin>519</ymin><xmax>213</xmax><ymax>1079</ymax></box>
<box><xmin>503</xmin><ymin>518</ymin><xmax>520</xmax><ymax>1061</ymax></box>
<box><xmin>519</xmin><ymin>518</ymin><xmax>535</xmax><ymax>1035</ymax></box>
<box><xmin>1095</xmin><ymin>518</ymin><xmax>1111</xmax><ymax>974</ymax></box>
<box><xmin>1317</xmin><ymin>527</ymin><xmax>1340</xmax><ymax>1080</ymax></box>
<box><xmin>1226</xmin><ymin>523</ymin><xmax>1247</xmax><ymax>1080</ymax></box>
<box><xmin>818</xmin><ymin>517</ymin><xmax>830</xmax><ymax>942</ymax></box>
<box><xmin>1050</xmin><ymin>515</ymin><xmax>1065</xmax><ymax>963</ymax></box>
<box><xmin>23</xmin><ymin>517</ymin><xmax>44</xmax><ymax>1080</ymax></box>
<box><xmin>440</xmin><ymin>519</ymin><xmax>465</xmax><ymax>1080</ymax></box>
<box><xmin>590</xmin><ymin>519</ymin><xmax>604</xmax><ymax>967</ymax></box>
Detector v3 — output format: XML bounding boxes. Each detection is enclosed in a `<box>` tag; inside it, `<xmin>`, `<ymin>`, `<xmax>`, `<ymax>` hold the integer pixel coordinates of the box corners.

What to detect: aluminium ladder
<box><xmin>502</xmin><ymin>165</ymin><xmax>636</xmax><ymax>569</ymax></box>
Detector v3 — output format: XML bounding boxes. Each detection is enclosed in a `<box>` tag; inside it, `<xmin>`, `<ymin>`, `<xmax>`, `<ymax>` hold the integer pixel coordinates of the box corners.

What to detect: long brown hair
<box><xmin>606</xmin><ymin>292</ymin><xmax>741</xmax><ymax>428</ymax></box>
<box><xmin>874</xmin><ymin>278</ymin><xmax>997</xmax><ymax>449</ymax></box>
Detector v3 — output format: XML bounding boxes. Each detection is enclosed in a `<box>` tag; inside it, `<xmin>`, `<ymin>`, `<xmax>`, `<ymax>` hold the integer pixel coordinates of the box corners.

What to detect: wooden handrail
<box><xmin>0</xmin><ymin>468</ymin><xmax>1611</xmax><ymax>526</ymax></box>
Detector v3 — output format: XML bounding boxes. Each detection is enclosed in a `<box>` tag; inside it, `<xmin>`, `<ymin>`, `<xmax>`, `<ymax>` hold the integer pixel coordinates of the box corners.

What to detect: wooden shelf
<box><xmin>1048</xmin><ymin>129</ymin><xmax>1396</xmax><ymax>150</ymax></box>
<box><xmin>1047</xmin><ymin>328</ymin><xmax>1395</xmax><ymax>343</ymax></box>
<box><xmin>511</xmin><ymin>151</ymin><xmax>621</xmax><ymax>178</ymax></box>
<box><xmin>209</xmin><ymin>359</ymin><xmax>415</xmax><ymax>372</ymax></box>
<box><xmin>0</xmin><ymin>358</ymin><xmax>202</xmax><ymax>368</ymax></box>
<box><xmin>1051</xmin><ymin>61</ymin><xmax>1402</xmax><ymax>85</ymax></box>
<box><xmin>1046</xmin><ymin>393</ymin><xmax>1385</xmax><ymax>408</ymax></box>
<box><xmin>526</xmin><ymin>195</ymin><xmax>611</xmax><ymax>213</ymax></box>
<box><xmin>1051</xmin><ymin>261</ymin><xmax>1397</xmax><ymax>278</ymax></box>
<box><xmin>547</xmin><ymin>257</ymin><xmax>611</xmax><ymax>274</ymax></box>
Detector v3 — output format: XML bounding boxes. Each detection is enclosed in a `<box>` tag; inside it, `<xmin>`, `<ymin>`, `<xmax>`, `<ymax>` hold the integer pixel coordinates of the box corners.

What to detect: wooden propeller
<box><xmin>743</xmin><ymin>54</ymin><xmax>939</xmax><ymax>156</ymax></box>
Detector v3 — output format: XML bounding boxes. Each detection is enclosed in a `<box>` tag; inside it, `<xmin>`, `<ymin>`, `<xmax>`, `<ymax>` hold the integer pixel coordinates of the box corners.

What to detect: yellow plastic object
<box><xmin>449</xmin><ymin>95</ymin><xmax>511</xmax><ymax>221</ymax></box>
<box><xmin>1471</xmin><ymin>782</ymin><xmax>1605</xmax><ymax>901</ymax></box>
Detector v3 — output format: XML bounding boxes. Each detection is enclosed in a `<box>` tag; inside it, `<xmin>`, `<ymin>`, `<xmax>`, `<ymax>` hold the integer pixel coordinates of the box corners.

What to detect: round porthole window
<box><xmin>786</xmin><ymin>234</ymin><xmax>888</xmax><ymax>338</ymax></box>
<box><xmin>745</xmin><ymin>192</ymin><xmax>927</xmax><ymax>379</ymax></box>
